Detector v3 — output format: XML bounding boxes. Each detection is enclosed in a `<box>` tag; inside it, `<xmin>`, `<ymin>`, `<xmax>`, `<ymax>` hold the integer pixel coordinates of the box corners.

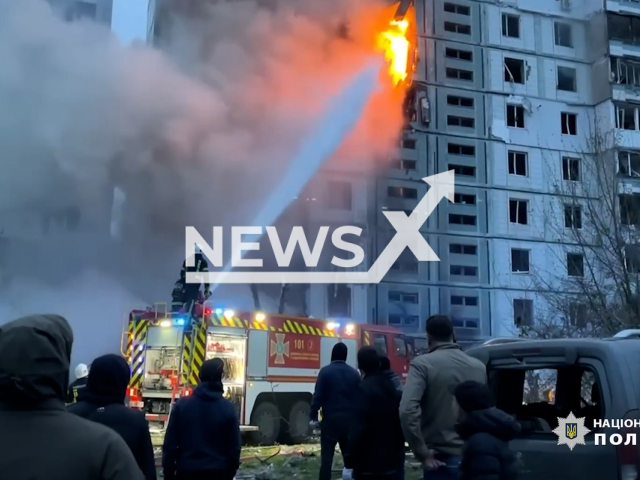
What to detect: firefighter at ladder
<box><xmin>179</xmin><ymin>245</ymin><xmax>211</xmax><ymax>314</ymax></box>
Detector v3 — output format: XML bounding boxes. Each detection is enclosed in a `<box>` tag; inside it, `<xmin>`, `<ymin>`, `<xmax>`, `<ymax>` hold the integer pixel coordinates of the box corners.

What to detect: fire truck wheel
<box><xmin>284</xmin><ymin>400</ymin><xmax>311</xmax><ymax>444</ymax></box>
<box><xmin>250</xmin><ymin>402</ymin><xmax>281</xmax><ymax>445</ymax></box>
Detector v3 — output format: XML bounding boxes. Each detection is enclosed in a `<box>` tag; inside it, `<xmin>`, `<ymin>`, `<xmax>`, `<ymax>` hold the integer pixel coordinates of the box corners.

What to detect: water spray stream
<box><xmin>210</xmin><ymin>58</ymin><xmax>382</xmax><ymax>291</ymax></box>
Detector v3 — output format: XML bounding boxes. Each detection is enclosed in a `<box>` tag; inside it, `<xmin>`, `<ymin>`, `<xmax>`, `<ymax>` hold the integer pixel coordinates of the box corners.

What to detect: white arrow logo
<box><xmin>187</xmin><ymin>170</ymin><xmax>455</xmax><ymax>284</ymax></box>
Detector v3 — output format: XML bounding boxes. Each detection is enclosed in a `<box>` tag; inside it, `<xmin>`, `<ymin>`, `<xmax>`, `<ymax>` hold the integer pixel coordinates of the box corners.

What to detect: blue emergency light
<box><xmin>215</xmin><ymin>308</ymin><xmax>223</xmax><ymax>315</ymax></box>
<box><xmin>174</xmin><ymin>317</ymin><xmax>186</xmax><ymax>326</ymax></box>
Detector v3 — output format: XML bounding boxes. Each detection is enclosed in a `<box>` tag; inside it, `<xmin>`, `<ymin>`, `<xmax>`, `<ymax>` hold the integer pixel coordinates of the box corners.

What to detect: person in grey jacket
<box><xmin>0</xmin><ymin>314</ymin><xmax>143</xmax><ymax>480</ymax></box>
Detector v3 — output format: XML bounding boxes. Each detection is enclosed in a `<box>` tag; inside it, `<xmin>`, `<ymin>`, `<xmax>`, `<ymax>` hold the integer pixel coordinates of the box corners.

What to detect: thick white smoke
<box><xmin>0</xmin><ymin>0</ymin><xmax>405</xmax><ymax>364</ymax></box>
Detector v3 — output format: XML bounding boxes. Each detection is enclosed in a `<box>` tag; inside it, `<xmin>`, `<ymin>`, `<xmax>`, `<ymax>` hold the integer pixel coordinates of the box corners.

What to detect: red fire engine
<box><xmin>123</xmin><ymin>307</ymin><xmax>414</xmax><ymax>444</ymax></box>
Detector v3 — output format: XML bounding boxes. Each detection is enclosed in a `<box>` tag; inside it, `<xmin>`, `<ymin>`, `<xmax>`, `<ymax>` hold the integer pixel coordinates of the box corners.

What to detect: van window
<box><xmin>394</xmin><ymin>336</ymin><xmax>407</xmax><ymax>357</ymax></box>
<box><xmin>373</xmin><ymin>334</ymin><xmax>387</xmax><ymax>355</ymax></box>
<box><xmin>490</xmin><ymin>365</ymin><xmax>603</xmax><ymax>436</ymax></box>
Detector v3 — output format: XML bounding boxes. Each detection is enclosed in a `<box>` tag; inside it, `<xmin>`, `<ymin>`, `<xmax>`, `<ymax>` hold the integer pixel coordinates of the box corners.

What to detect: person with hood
<box><xmin>68</xmin><ymin>354</ymin><xmax>157</xmax><ymax>480</ymax></box>
<box><xmin>379</xmin><ymin>355</ymin><xmax>403</xmax><ymax>393</ymax></box>
<box><xmin>162</xmin><ymin>358</ymin><xmax>240</xmax><ymax>480</ymax></box>
<box><xmin>0</xmin><ymin>314</ymin><xmax>143</xmax><ymax>480</ymax></box>
<box><xmin>66</xmin><ymin>362</ymin><xmax>89</xmax><ymax>404</ymax></box>
<box><xmin>349</xmin><ymin>346</ymin><xmax>405</xmax><ymax>480</ymax></box>
<box><xmin>452</xmin><ymin>381</ymin><xmax>520</xmax><ymax>480</ymax></box>
<box><xmin>310</xmin><ymin>342</ymin><xmax>361</xmax><ymax>480</ymax></box>
<box><xmin>400</xmin><ymin>315</ymin><xmax>487</xmax><ymax>480</ymax></box>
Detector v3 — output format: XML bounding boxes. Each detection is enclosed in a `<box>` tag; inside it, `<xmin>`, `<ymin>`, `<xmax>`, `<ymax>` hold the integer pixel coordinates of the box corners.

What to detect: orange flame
<box><xmin>377</xmin><ymin>18</ymin><xmax>410</xmax><ymax>85</ymax></box>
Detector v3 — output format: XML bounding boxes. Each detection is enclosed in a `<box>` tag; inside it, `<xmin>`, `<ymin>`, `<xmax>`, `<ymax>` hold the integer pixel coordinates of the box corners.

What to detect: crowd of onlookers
<box><xmin>0</xmin><ymin>313</ymin><xmax>520</xmax><ymax>480</ymax></box>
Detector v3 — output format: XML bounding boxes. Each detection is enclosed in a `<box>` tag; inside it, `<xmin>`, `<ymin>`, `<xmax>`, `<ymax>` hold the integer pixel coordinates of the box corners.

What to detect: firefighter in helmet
<box><xmin>180</xmin><ymin>245</ymin><xmax>211</xmax><ymax>314</ymax></box>
<box><xmin>66</xmin><ymin>363</ymin><xmax>89</xmax><ymax>404</ymax></box>
<box><xmin>171</xmin><ymin>279</ymin><xmax>185</xmax><ymax>312</ymax></box>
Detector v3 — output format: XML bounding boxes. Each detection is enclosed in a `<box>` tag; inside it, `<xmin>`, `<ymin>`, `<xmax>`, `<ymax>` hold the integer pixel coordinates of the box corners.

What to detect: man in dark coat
<box><xmin>68</xmin><ymin>354</ymin><xmax>157</xmax><ymax>480</ymax></box>
<box><xmin>162</xmin><ymin>358</ymin><xmax>241</xmax><ymax>480</ymax></box>
<box><xmin>380</xmin><ymin>355</ymin><xmax>403</xmax><ymax>393</ymax></box>
<box><xmin>0</xmin><ymin>314</ymin><xmax>143</xmax><ymax>480</ymax></box>
<box><xmin>350</xmin><ymin>346</ymin><xmax>405</xmax><ymax>480</ymax></box>
<box><xmin>452</xmin><ymin>381</ymin><xmax>520</xmax><ymax>480</ymax></box>
<box><xmin>310</xmin><ymin>342</ymin><xmax>361</xmax><ymax>480</ymax></box>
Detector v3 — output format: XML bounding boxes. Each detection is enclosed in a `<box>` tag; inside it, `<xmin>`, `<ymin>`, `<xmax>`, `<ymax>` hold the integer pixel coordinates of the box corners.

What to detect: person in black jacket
<box><xmin>162</xmin><ymin>358</ymin><xmax>240</xmax><ymax>480</ymax></box>
<box><xmin>350</xmin><ymin>346</ymin><xmax>405</xmax><ymax>480</ymax></box>
<box><xmin>0</xmin><ymin>314</ymin><xmax>142</xmax><ymax>480</ymax></box>
<box><xmin>68</xmin><ymin>354</ymin><xmax>156</xmax><ymax>480</ymax></box>
<box><xmin>379</xmin><ymin>355</ymin><xmax>402</xmax><ymax>393</ymax></box>
<box><xmin>310</xmin><ymin>342</ymin><xmax>361</xmax><ymax>480</ymax></box>
<box><xmin>452</xmin><ymin>381</ymin><xmax>520</xmax><ymax>480</ymax></box>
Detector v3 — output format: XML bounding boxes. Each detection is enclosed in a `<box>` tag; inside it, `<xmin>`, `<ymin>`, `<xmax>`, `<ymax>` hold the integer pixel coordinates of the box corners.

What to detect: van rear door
<box><xmin>469</xmin><ymin>346</ymin><xmax>618</xmax><ymax>480</ymax></box>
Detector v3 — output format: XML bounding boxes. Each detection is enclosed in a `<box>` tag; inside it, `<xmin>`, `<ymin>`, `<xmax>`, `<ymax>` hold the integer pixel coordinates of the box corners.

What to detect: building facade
<box><xmin>51</xmin><ymin>0</ymin><xmax>640</xmax><ymax>342</ymax></box>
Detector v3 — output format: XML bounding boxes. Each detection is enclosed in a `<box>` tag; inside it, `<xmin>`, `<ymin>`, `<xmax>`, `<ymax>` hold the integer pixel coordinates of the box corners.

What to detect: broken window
<box><xmin>449</xmin><ymin>164</ymin><xmax>476</xmax><ymax>177</ymax></box>
<box><xmin>557</xmin><ymin>66</ymin><xmax>577</xmax><ymax>92</ymax></box>
<box><xmin>620</xmin><ymin>194</ymin><xmax>640</xmax><ymax>226</ymax></box>
<box><xmin>509</xmin><ymin>199</ymin><xmax>528</xmax><ymax>225</ymax></box>
<box><xmin>447</xmin><ymin>95</ymin><xmax>474</xmax><ymax>107</ymax></box>
<box><xmin>444</xmin><ymin>2</ymin><xmax>470</xmax><ymax>15</ymax></box>
<box><xmin>451</xmin><ymin>295</ymin><xmax>478</xmax><ymax>306</ymax></box>
<box><xmin>449</xmin><ymin>243</ymin><xmax>477</xmax><ymax>255</ymax></box>
<box><xmin>454</xmin><ymin>193</ymin><xmax>476</xmax><ymax>205</ymax></box>
<box><xmin>450</xmin><ymin>265</ymin><xmax>478</xmax><ymax>276</ymax></box>
<box><xmin>444</xmin><ymin>21</ymin><xmax>471</xmax><ymax>35</ymax></box>
<box><xmin>608</xmin><ymin>13</ymin><xmax>640</xmax><ymax>46</ymax></box>
<box><xmin>567</xmin><ymin>253</ymin><xmax>584</xmax><ymax>277</ymax></box>
<box><xmin>445</xmin><ymin>48</ymin><xmax>473</xmax><ymax>61</ymax></box>
<box><xmin>502</xmin><ymin>14</ymin><xmax>520</xmax><ymax>38</ymax></box>
<box><xmin>624</xmin><ymin>245</ymin><xmax>640</xmax><ymax>273</ymax></box>
<box><xmin>449</xmin><ymin>213</ymin><xmax>477</xmax><ymax>226</ymax></box>
<box><xmin>389</xmin><ymin>291</ymin><xmax>419</xmax><ymax>303</ymax></box>
<box><xmin>561</xmin><ymin>112</ymin><xmax>577</xmax><ymax>135</ymax></box>
<box><xmin>508</xmin><ymin>151</ymin><xmax>527</xmax><ymax>176</ymax></box>
<box><xmin>562</xmin><ymin>157</ymin><xmax>581</xmax><ymax>181</ymax></box>
<box><xmin>326</xmin><ymin>181</ymin><xmax>352</xmax><ymax>210</ymax></box>
<box><xmin>391</xmin><ymin>250</ymin><xmax>419</xmax><ymax>272</ymax></box>
<box><xmin>327</xmin><ymin>284</ymin><xmax>351</xmax><ymax>317</ymax></box>
<box><xmin>507</xmin><ymin>104</ymin><xmax>525</xmax><ymax>128</ymax></box>
<box><xmin>616</xmin><ymin>103</ymin><xmax>639</xmax><ymax>130</ymax></box>
<box><xmin>447</xmin><ymin>115</ymin><xmax>475</xmax><ymax>128</ymax></box>
<box><xmin>448</xmin><ymin>143</ymin><xmax>475</xmax><ymax>156</ymax></box>
<box><xmin>446</xmin><ymin>67</ymin><xmax>473</xmax><ymax>81</ymax></box>
<box><xmin>504</xmin><ymin>57</ymin><xmax>525</xmax><ymax>84</ymax></box>
<box><xmin>513</xmin><ymin>299</ymin><xmax>533</xmax><ymax>325</ymax></box>
<box><xmin>511</xmin><ymin>248</ymin><xmax>530</xmax><ymax>273</ymax></box>
<box><xmin>387</xmin><ymin>186</ymin><xmax>418</xmax><ymax>199</ymax></box>
<box><xmin>394</xmin><ymin>159</ymin><xmax>417</xmax><ymax>170</ymax></box>
<box><xmin>618</xmin><ymin>150</ymin><xmax>640</xmax><ymax>177</ymax></box>
<box><xmin>401</xmin><ymin>138</ymin><xmax>416</xmax><ymax>149</ymax></box>
<box><xmin>612</xmin><ymin>57</ymin><xmax>640</xmax><ymax>86</ymax></box>
<box><xmin>65</xmin><ymin>1</ymin><xmax>97</xmax><ymax>21</ymax></box>
<box><xmin>564</xmin><ymin>205</ymin><xmax>582</xmax><ymax>229</ymax></box>
<box><xmin>554</xmin><ymin>21</ymin><xmax>573</xmax><ymax>47</ymax></box>
<box><xmin>568</xmin><ymin>303</ymin><xmax>588</xmax><ymax>328</ymax></box>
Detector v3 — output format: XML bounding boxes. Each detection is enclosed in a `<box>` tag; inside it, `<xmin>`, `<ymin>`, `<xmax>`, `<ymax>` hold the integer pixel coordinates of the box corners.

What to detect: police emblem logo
<box><xmin>553</xmin><ymin>412</ymin><xmax>590</xmax><ymax>450</ymax></box>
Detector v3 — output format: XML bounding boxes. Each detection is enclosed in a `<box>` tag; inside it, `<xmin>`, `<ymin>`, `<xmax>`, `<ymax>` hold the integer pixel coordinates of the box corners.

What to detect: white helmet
<box><xmin>75</xmin><ymin>363</ymin><xmax>89</xmax><ymax>379</ymax></box>
<box><xmin>194</xmin><ymin>245</ymin><xmax>202</xmax><ymax>254</ymax></box>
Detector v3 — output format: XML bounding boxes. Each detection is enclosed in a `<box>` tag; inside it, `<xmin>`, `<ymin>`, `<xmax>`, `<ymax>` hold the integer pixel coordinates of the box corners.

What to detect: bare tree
<box><xmin>525</xmin><ymin>128</ymin><xmax>640</xmax><ymax>338</ymax></box>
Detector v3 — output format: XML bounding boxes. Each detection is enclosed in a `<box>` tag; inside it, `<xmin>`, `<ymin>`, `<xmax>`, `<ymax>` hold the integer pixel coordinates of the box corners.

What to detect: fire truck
<box><xmin>123</xmin><ymin>306</ymin><xmax>414</xmax><ymax>444</ymax></box>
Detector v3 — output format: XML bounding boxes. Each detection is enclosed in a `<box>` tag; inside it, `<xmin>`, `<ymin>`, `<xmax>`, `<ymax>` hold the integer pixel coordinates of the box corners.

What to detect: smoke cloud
<box><xmin>0</xmin><ymin>0</ymin><xmax>405</xmax><ymax>363</ymax></box>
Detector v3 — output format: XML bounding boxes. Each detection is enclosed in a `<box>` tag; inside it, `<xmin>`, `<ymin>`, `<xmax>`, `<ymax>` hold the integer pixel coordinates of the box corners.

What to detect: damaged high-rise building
<box><xmin>30</xmin><ymin>0</ymin><xmax>640</xmax><ymax>345</ymax></box>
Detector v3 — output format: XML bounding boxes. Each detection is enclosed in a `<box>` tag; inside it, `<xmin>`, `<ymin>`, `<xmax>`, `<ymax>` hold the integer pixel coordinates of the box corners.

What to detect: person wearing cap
<box><xmin>179</xmin><ymin>245</ymin><xmax>211</xmax><ymax>314</ymax></box>
<box><xmin>162</xmin><ymin>358</ymin><xmax>240</xmax><ymax>480</ymax></box>
<box><xmin>451</xmin><ymin>381</ymin><xmax>520</xmax><ymax>480</ymax></box>
<box><xmin>399</xmin><ymin>315</ymin><xmax>486</xmax><ymax>480</ymax></box>
<box><xmin>66</xmin><ymin>362</ymin><xmax>89</xmax><ymax>404</ymax></box>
